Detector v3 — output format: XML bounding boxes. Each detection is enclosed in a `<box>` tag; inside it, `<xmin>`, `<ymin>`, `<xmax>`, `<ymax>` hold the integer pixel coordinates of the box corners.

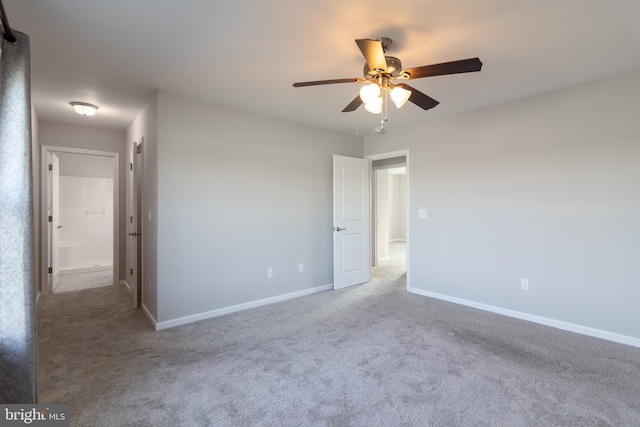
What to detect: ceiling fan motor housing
<box><xmin>363</xmin><ymin>56</ymin><xmax>403</xmax><ymax>80</ymax></box>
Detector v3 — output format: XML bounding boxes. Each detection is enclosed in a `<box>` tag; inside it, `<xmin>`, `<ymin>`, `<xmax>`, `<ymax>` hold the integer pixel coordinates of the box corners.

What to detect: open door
<box><xmin>128</xmin><ymin>139</ymin><xmax>143</xmax><ymax>309</ymax></box>
<box><xmin>333</xmin><ymin>155</ymin><xmax>370</xmax><ymax>289</ymax></box>
<box><xmin>49</xmin><ymin>153</ymin><xmax>60</xmax><ymax>292</ymax></box>
<box><xmin>128</xmin><ymin>141</ymin><xmax>139</xmax><ymax>308</ymax></box>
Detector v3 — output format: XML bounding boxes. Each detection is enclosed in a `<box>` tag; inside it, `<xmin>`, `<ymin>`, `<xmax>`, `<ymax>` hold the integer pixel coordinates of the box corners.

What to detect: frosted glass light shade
<box><xmin>364</xmin><ymin>97</ymin><xmax>383</xmax><ymax>114</ymax></box>
<box><xmin>390</xmin><ymin>86</ymin><xmax>411</xmax><ymax>108</ymax></box>
<box><xmin>71</xmin><ymin>102</ymin><xmax>98</xmax><ymax>116</ymax></box>
<box><xmin>359</xmin><ymin>83</ymin><xmax>381</xmax><ymax>104</ymax></box>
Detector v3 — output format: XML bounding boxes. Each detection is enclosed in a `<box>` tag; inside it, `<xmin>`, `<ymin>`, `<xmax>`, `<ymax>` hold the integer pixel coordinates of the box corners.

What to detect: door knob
<box><xmin>129</xmin><ymin>232</ymin><xmax>138</xmax><ymax>236</ymax></box>
<box><xmin>335</xmin><ymin>227</ymin><xmax>346</xmax><ymax>232</ymax></box>
<box><xmin>57</xmin><ymin>225</ymin><xmax>63</xmax><ymax>229</ymax></box>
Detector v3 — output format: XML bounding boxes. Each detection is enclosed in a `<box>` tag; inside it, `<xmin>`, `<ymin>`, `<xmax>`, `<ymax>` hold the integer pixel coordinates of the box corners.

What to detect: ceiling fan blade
<box><xmin>355</xmin><ymin>39</ymin><xmax>388</xmax><ymax>73</ymax></box>
<box><xmin>293</xmin><ymin>78</ymin><xmax>363</xmax><ymax>87</ymax></box>
<box><xmin>342</xmin><ymin>95</ymin><xmax>363</xmax><ymax>112</ymax></box>
<box><xmin>402</xmin><ymin>58</ymin><xmax>482</xmax><ymax>80</ymax></box>
<box><xmin>396</xmin><ymin>83</ymin><xmax>439</xmax><ymax>110</ymax></box>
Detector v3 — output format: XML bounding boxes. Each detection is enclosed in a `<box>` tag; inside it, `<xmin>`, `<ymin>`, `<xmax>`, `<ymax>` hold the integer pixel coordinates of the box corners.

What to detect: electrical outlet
<box><xmin>521</xmin><ymin>278</ymin><xmax>529</xmax><ymax>290</ymax></box>
<box><xmin>267</xmin><ymin>268</ymin><xmax>273</xmax><ymax>278</ymax></box>
<box><xmin>299</xmin><ymin>263</ymin><xmax>304</xmax><ymax>273</ymax></box>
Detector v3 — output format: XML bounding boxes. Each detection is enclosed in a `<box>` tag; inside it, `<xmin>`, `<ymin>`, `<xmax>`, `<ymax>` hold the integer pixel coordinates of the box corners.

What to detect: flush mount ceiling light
<box><xmin>70</xmin><ymin>102</ymin><xmax>98</xmax><ymax>116</ymax></box>
<box><xmin>293</xmin><ymin>37</ymin><xmax>482</xmax><ymax>132</ymax></box>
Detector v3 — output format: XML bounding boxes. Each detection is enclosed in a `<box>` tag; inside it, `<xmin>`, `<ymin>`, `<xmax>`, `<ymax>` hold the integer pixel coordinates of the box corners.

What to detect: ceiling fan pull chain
<box><xmin>383</xmin><ymin>89</ymin><xmax>389</xmax><ymax>122</ymax></box>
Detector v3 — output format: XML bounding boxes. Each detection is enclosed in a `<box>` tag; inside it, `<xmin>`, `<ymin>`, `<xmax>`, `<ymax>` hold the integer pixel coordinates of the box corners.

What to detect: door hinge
<box><xmin>48</xmin><ymin>164</ymin><xmax>53</xmax><ymax>171</ymax></box>
<box><xmin>129</xmin><ymin>163</ymin><xmax>133</xmax><ymax>171</ymax></box>
<box><xmin>130</xmin><ymin>268</ymin><xmax>133</xmax><ymax>276</ymax></box>
<box><xmin>48</xmin><ymin>267</ymin><xmax>52</xmax><ymax>274</ymax></box>
<box><xmin>48</xmin><ymin>215</ymin><xmax>53</xmax><ymax>222</ymax></box>
<box><xmin>130</xmin><ymin>216</ymin><xmax>133</xmax><ymax>223</ymax></box>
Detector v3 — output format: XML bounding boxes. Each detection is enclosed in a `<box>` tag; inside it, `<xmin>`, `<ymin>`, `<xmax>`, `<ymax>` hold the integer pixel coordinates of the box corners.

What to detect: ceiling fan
<box><xmin>293</xmin><ymin>37</ymin><xmax>482</xmax><ymax>130</ymax></box>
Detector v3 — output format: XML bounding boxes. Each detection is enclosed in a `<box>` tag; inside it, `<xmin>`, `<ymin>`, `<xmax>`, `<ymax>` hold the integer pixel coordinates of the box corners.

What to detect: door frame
<box><xmin>365</xmin><ymin>149</ymin><xmax>410</xmax><ymax>290</ymax></box>
<box><xmin>50</xmin><ymin>153</ymin><xmax>61</xmax><ymax>291</ymax></box>
<box><xmin>126</xmin><ymin>138</ymin><xmax>144</xmax><ymax>309</ymax></box>
<box><xmin>40</xmin><ymin>145</ymin><xmax>120</xmax><ymax>294</ymax></box>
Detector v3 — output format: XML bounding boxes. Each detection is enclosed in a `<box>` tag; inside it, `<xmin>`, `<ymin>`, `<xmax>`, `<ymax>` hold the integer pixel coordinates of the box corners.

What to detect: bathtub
<box><xmin>58</xmin><ymin>240</ymin><xmax>112</xmax><ymax>274</ymax></box>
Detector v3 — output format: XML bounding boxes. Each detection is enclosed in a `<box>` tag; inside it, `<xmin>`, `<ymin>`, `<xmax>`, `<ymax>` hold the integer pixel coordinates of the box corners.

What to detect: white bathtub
<box><xmin>58</xmin><ymin>240</ymin><xmax>112</xmax><ymax>274</ymax></box>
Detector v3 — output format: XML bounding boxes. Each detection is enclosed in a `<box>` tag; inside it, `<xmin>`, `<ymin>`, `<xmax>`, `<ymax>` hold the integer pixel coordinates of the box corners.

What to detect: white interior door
<box><xmin>128</xmin><ymin>142</ymin><xmax>139</xmax><ymax>308</ymax></box>
<box><xmin>50</xmin><ymin>153</ymin><xmax>60</xmax><ymax>292</ymax></box>
<box><xmin>333</xmin><ymin>155</ymin><xmax>370</xmax><ymax>289</ymax></box>
<box><xmin>127</xmin><ymin>150</ymin><xmax>138</xmax><ymax>308</ymax></box>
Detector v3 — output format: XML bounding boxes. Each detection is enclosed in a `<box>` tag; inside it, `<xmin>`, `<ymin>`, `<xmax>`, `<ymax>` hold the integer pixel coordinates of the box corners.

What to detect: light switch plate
<box><xmin>418</xmin><ymin>209</ymin><xmax>428</xmax><ymax>219</ymax></box>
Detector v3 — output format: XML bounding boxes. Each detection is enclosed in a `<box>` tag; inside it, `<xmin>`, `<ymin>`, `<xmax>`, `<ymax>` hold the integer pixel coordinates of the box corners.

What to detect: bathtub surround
<box><xmin>58</xmin><ymin>175</ymin><xmax>114</xmax><ymax>274</ymax></box>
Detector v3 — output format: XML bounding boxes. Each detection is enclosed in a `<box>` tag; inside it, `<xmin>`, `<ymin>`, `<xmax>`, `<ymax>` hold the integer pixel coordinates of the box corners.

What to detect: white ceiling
<box><xmin>5</xmin><ymin>0</ymin><xmax>640</xmax><ymax>136</ymax></box>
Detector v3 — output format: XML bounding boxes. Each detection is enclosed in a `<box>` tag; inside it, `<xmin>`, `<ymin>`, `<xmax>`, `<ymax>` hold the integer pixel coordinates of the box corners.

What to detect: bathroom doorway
<box><xmin>41</xmin><ymin>146</ymin><xmax>119</xmax><ymax>294</ymax></box>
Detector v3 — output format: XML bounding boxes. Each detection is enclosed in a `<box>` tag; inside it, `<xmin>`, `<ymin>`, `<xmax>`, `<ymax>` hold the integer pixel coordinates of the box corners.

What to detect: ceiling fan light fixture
<box><xmin>364</xmin><ymin>97</ymin><xmax>383</xmax><ymax>114</ymax></box>
<box><xmin>359</xmin><ymin>83</ymin><xmax>381</xmax><ymax>105</ymax></box>
<box><xmin>390</xmin><ymin>86</ymin><xmax>411</xmax><ymax>109</ymax></box>
<box><xmin>70</xmin><ymin>102</ymin><xmax>98</xmax><ymax>116</ymax></box>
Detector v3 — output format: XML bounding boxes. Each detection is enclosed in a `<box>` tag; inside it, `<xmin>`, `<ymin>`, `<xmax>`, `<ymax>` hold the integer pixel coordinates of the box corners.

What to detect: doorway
<box><xmin>41</xmin><ymin>146</ymin><xmax>120</xmax><ymax>295</ymax></box>
<box><xmin>367</xmin><ymin>151</ymin><xmax>409</xmax><ymax>288</ymax></box>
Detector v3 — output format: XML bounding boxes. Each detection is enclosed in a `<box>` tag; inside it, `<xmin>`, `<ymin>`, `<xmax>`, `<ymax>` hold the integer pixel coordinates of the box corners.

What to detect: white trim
<box><xmin>121</xmin><ymin>280</ymin><xmax>131</xmax><ymax>293</ymax></box>
<box><xmin>408</xmin><ymin>287</ymin><xmax>640</xmax><ymax>348</ymax></box>
<box><xmin>365</xmin><ymin>149</ymin><xmax>410</xmax><ymax>290</ymax></box>
<box><xmin>40</xmin><ymin>145</ymin><xmax>120</xmax><ymax>295</ymax></box>
<box><xmin>366</xmin><ymin>150</ymin><xmax>409</xmax><ymax>161</ymax></box>
<box><xmin>36</xmin><ymin>291</ymin><xmax>40</xmax><ymax>304</ymax></box>
<box><xmin>389</xmin><ymin>239</ymin><xmax>406</xmax><ymax>243</ymax></box>
<box><xmin>156</xmin><ymin>284</ymin><xmax>333</xmax><ymax>331</ymax></box>
<box><xmin>141</xmin><ymin>302</ymin><xmax>157</xmax><ymax>329</ymax></box>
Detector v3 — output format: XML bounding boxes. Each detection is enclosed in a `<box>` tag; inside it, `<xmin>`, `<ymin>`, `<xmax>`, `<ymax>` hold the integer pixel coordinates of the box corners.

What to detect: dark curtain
<box><xmin>0</xmin><ymin>29</ymin><xmax>36</xmax><ymax>403</ymax></box>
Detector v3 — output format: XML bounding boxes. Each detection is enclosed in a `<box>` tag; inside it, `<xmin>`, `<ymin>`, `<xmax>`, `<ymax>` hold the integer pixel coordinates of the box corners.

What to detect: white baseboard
<box><xmin>141</xmin><ymin>303</ymin><xmax>157</xmax><ymax>330</ymax></box>
<box><xmin>408</xmin><ymin>287</ymin><xmax>640</xmax><ymax>348</ymax></box>
<box><xmin>121</xmin><ymin>280</ymin><xmax>131</xmax><ymax>293</ymax></box>
<box><xmin>389</xmin><ymin>239</ymin><xmax>407</xmax><ymax>243</ymax></box>
<box><xmin>156</xmin><ymin>284</ymin><xmax>333</xmax><ymax>331</ymax></box>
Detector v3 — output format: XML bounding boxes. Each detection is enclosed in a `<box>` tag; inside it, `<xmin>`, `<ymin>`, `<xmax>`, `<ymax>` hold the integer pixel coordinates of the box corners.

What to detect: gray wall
<box><xmin>375</xmin><ymin>169</ymin><xmax>390</xmax><ymax>261</ymax></box>
<box><xmin>131</xmin><ymin>91</ymin><xmax>363</xmax><ymax>324</ymax></box>
<box><xmin>365</xmin><ymin>70</ymin><xmax>640</xmax><ymax>340</ymax></box>
<box><xmin>38</xmin><ymin>122</ymin><xmax>127</xmax><ymax>282</ymax></box>
<box><xmin>389</xmin><ymin>174</ymin><xmax>407</xmax><ymax>241</ymax></box>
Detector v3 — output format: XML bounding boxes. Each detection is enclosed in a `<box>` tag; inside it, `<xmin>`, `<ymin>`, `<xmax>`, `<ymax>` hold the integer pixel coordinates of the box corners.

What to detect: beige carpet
<box><xmin>37</xmin><ymin>251</ymin><xmax>640</xmax><ymax>426</ymax></box>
